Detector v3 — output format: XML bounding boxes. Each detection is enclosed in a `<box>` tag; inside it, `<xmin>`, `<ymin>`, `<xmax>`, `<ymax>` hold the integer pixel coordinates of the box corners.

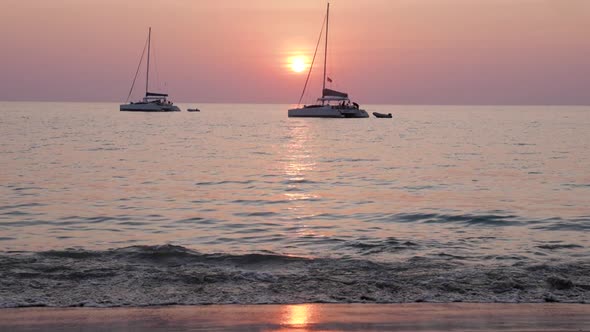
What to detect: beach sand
<box><xmin>0</xmin><ymin>303</ymin><xmax>588</xmax><ymax>331</ymax></box>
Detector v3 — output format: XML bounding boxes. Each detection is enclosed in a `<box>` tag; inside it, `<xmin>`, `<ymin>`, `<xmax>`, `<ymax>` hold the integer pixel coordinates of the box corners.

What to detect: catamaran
<box><xmin>120</xmin><ymin>28</ymin><xmax>180</xmax><ymax>112</ymax></box>
<box><xmin>288</xmin><ymin>3</ymin><xmax>368</xmax><ymax>118</ymax></box>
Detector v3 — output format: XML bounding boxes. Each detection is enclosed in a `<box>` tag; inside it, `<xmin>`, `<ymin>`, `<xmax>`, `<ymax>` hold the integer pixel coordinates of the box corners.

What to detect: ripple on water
<box><xmin>195</xmin><ymin>180</ymin><xmax>255</xmax><ymax>186</ymax></box>
<box><xmin>174</xmin><ymin>217</ymin><xmax>218</xmax><ymax>225</ymax></box>
<box><xmin>231</xmin><ymin>199</ymin><xmax>290</xmax><ymax>205</ymax></box>
<box><xmin>233</xmin><ymin>211</ymin><xmax>280</xmax><ymax>217</ymax></box>
<box><xmin>536</xmin><ymin>244</ymin><xmax>584</xmax><ymax>250</ymax></box>
<box><xmin>0</xmin><ymin>203</ymin><xmax>46</xmax><ymax>210</ymax></box>
<box><xmin>371</xmin><ymin>212</ymin><xmax>523</xmax><ymax>226</ymax></box>
<box><xmin>532</xmin><ymin>217</ymin><xmax>590</xmax><ymax>231</ymax></box>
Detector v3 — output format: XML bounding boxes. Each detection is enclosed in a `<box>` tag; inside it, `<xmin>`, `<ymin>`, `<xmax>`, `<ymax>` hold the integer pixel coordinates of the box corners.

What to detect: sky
<box><xmin>0</xmin><ymin>0</ymin><xmax>589</xmax><ymax>105</ymax></box>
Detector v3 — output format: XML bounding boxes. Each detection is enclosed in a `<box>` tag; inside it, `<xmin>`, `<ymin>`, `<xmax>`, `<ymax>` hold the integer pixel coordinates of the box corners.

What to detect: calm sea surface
<box><xmin>1</xmin><ymin>102</ymin><xmax>589</xmax><ymax>306</ymax></box>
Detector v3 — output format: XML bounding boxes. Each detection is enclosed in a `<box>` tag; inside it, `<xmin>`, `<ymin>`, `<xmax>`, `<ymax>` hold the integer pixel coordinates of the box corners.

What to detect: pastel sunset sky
<box><xmin>1</xmin><ymin>0</ymin><xmax>589</xmax><ymax>104</ymax></box>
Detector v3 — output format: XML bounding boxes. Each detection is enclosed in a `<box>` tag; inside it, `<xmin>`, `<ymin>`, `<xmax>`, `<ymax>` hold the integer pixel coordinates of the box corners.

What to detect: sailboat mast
<box><xmin>146</xmin><ymin>27</ymin><xmax>151</xmax><ymax>96</ymax></box>
<box><xmin>322</xmin><ymin>2</ymin><xmax>329</xmax><ymax>99</ymax></box>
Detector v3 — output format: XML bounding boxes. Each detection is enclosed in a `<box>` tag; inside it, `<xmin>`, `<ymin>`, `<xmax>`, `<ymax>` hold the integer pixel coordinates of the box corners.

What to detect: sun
<box><xmin>288</xmin><ymin>56</ymin><xmax>309</xmax><ymax>73</ymax></box>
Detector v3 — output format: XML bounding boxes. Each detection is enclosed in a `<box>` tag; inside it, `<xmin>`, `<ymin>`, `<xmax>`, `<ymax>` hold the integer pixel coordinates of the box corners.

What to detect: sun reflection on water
<box><xmin>277</xmin><ymin>304</ymin><xmax>315</xmax><ymax>330</ymax></box>
<box><xmin>283</xmin><ymin>124</ymin><xmax>317</xmax><ymax>201</ymax></box>
<box><xmin>280</xmin><ymin>123</ymin><xmax>325</xmax><ymax>247</ymax></box>
<box><xmin>284</xmin><ymin>125</ymin><xmax>314</xmax><ymax>173</ymax></box>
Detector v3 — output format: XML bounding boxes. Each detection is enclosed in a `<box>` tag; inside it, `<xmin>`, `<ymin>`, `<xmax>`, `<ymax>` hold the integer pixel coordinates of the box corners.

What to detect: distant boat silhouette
<box><xmin>120</xmin><ymin>28</ymin><xmax>180</xmax><ymax>112</ymax></box>
<box><xmin>373</xmin><ymin>112</ymin><xmax>393</xmax><ymax>118</ymax></box>
<box><xmin>288</xmin><ymin>3</ymin><xmax>368</xmax><ymax>118</ymax></box>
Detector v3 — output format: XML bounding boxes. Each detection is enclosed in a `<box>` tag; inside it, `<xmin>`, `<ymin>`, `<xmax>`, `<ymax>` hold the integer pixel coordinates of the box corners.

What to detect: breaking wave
<box><xmin>0</xmin><ymin>245</ymin><xmax>588</xmax><ymax>308</ymax></box>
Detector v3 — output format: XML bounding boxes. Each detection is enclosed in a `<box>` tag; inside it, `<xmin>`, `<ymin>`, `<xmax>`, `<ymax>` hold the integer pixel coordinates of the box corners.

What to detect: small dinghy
<box><xmin>187</xmin><ymin>108</ymin><xmax>200</xmax><ymax>112</ymax></box>
<box><xmin>373</xmin><ymin>112</ymin><xmax>392</xmax><ymax>118</ymax></box>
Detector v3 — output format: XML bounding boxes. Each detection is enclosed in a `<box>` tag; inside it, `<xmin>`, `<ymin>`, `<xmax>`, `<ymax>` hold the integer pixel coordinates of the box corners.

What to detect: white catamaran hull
<box><xmin>120</xmin><ymin>103</ymin><xmax>181</xmax><ymax>112</ymax></box>
<box><xmin>288</xmin><ymin>106</ymin><xmax>368</xmax><ymax>118</ymax></box>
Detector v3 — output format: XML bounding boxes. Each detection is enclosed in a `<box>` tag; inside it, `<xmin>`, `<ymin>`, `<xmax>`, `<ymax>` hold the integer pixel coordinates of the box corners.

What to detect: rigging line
<box><xmin>327</xmin><ymin>5</ymin><xmax>333</xmax><ymax>89</ymax></box>
<box><xmin>125</xmin><ymin>34</ymin><xmax>149</xmax><ymax>102</ymax></box>
<box><xmin>152</xmin><ymin>37</ymin><xmax>161</xmax><ymax>91</ymax></box>
<box><xmin>322</xmin><ymin>2</ymin><xmax>329</xmax><ymax>97</ymax></box>
<box><xmin>297</xmin><ymin>12</ymin><xmax>327</xmax><ymax>107</ymax></box>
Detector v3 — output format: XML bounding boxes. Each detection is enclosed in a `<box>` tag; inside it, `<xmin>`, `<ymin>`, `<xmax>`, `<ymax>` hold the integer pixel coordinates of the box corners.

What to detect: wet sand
<box><xmin>0</xmin><ymin>303</ymin><xmax>588</xmax><ymax>331</ymax></box>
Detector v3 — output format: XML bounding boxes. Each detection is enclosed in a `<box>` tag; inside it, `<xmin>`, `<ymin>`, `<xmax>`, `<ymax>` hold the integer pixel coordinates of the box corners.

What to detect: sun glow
<box><xmin>288</xmin><ymin>56</ymin><xmax>309</xmax><ymax>73</ymax></box>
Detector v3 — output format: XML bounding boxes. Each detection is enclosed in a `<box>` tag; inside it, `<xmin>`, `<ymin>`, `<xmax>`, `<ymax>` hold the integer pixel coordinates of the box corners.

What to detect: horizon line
<box><xmin>1</xmin><ymin>100</ymin><xmax>589</xmax><ymax>107</ymax></box>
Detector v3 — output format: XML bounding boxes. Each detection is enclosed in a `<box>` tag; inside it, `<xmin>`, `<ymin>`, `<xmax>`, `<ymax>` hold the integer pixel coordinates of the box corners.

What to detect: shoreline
<box><xmin>1</xmin><ymin>303</ymin><xmax>588</xmax><ymax>331</ymax></box>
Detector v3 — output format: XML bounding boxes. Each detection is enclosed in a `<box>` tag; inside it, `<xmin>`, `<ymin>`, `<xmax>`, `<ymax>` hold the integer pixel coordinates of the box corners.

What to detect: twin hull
<box><xmin>288</xmin><ymin>106</ymin><xmax>368</xmax><ymax>118</ymax></box>
<box><xmin>120</xmin><ymin>104</ymin><xmax>181</xmax><ymax>112</ymax></box>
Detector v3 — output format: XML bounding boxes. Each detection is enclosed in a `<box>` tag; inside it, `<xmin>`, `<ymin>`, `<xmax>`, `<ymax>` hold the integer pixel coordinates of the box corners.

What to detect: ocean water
<box><xmin>0</xmin><ymin>102</ymin><xmax>589</xmax><ymax>307</ymax></box>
